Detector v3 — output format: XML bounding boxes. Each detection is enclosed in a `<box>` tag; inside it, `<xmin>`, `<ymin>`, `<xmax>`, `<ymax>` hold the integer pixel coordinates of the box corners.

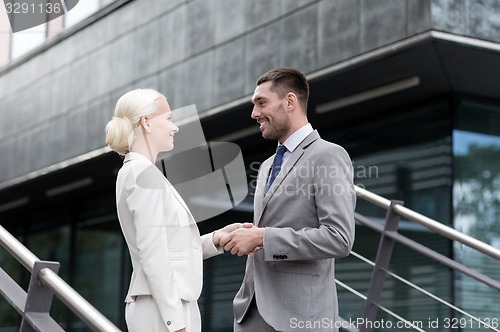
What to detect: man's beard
<box><xmin>262</xmin><ymin>106</ymin><xmax>289</xmax><ymax>141</ymax></box>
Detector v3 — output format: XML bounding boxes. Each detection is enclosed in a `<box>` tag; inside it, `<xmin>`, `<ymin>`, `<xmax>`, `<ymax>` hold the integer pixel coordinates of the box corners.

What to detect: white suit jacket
<box><xmin>116</xmin><ymin>152</ymin><xmax>222</xmax><ymax>331</ymax></box>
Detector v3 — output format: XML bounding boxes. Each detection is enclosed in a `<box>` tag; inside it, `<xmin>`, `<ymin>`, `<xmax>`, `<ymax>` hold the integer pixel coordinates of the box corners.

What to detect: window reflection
<box><xmin>25</xmin><ymin>226</ymin><xmax>71</xmax><ymax>328</ymax></box>
<box><xmin>64</xmin><ymin>0</ymin><xmax>116</xmax><ymax>28</ymax></box>
<box><xmin>0</xmin><ymin>239</ymin><xmax>23</xmax><ymax>328</ymax></box>
<box><xmin>328</xmin><ymin>100</ymin><xmax>454</xmax><ymax>325</ymax></box>
<box><xmin>454</xmin><ymin>130</ymin><xmax>500</xmax><ymax>246</ymax></box>
<box><xmin>64</xmin><ymin>0</ymin><xmax>100</xmax><ymax>28</ymax></box>
<box><xmin>4</xmin><ymin>0</ymin><xmax>117</xmax><ymax>62</ymax></box>
<box><xmin>70</xmin><ymin>225</ymin><xmax>122</xmax><ymax>331</ymax></box>
<box><xmin>10</xmin><ymin>23</ymin><xmax>47</xmax><ymax>59</ymax></box>
<box><xmin>453</xmin><ymin>99</ymin><xmax>500</xmax><ymax>326</ymax></box>
<box><xmin>0</xmin><ymin>4</ymin><xmax>10</xmax><ymax>67</ymax></box>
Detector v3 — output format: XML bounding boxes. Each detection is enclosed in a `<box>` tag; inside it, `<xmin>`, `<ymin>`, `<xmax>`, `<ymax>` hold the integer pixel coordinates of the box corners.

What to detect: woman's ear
<box><xmin>140</xmin><ymin>116</ymin><xmax>151</xmax><ymax>132</ymax></box>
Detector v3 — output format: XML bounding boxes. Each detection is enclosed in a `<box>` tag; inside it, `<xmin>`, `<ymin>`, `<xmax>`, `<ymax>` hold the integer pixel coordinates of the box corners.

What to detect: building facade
<box><xmin>0</xmin><ymin>0</ymin><xmax>499</xmax><ymax>331</ymax></box>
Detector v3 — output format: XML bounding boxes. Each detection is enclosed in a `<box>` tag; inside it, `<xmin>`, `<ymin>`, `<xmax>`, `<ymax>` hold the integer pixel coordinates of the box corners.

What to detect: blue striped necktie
<box><xmin>266</xmin><ymin>145</ymin><xmax>287</xmax><ymax>193</ymax></box>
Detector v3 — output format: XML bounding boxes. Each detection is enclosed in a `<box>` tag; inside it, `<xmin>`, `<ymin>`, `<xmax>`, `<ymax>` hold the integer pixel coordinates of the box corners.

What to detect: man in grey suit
<box><xmin>220</xmin><ymin>67</ymin><xmax>356</xmax><ymax>331</ymax></box>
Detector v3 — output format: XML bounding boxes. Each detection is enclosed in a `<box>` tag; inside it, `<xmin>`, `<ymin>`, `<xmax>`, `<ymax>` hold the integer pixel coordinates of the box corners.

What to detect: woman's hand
<box><xmin>213</xmin><ymin>223</ymin><xmax>253</xmax><ymax>246</ymax></box>
<box><xmin>219</xmin><ymin>226</ymin><xmax>264</xmax><ymax>256</ymax></box>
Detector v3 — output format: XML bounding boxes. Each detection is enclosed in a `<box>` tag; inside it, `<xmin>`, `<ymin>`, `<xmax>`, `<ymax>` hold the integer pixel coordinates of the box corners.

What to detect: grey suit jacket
<box><xmin>233</xmin><ymin>130</ymin><xmax>356</xmax><ymax>331</ymax></box>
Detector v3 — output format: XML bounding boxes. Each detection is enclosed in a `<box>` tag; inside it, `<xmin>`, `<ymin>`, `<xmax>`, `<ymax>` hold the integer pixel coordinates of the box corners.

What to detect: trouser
<box><xmin>234</xmin><ymin>297</ymin><xmax>277</xmax><ymax>332</ymax></box>
<box><xmin>126</xmin><ymin>295</ymin><xmax>201</xmax><ymax>332</ymax></box>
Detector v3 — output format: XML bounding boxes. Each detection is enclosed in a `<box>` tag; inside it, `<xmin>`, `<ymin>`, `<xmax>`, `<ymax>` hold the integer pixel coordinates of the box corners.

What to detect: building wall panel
<box><xmin>281</xmin><ymin>4</ymin><xmax>318</xmax><ymax>73</ymax></box>
<box><xmin>0</xmin><ymin>0</ymin><xmax>473</xmax><ymax>184</ymax></box>
<box><xmin>318</xmin><ymin>0</ymin><xmax>361</xmax><ymax>69</ymax></box>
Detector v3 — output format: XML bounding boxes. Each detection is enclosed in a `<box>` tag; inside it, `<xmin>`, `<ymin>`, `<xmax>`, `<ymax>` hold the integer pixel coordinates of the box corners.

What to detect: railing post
<box><xmin>0</xmin><ymin>223</ymin><xmax>122</xmax><ymax>331</ymax></box>
<box><xmin>20</xmin><ymin>260</ymin><xmax>64</xmax><ymax>332</ymax></box>
<box><xmin>360</xmin><ymin>200</ymin><xmax>403</xmax><ymax>332</ymax></box>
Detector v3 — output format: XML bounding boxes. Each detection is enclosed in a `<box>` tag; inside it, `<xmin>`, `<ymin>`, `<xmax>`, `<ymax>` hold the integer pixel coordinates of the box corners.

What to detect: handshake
<box><xmin>212</xmin><ymin>223</ymin><xmax>264</xmax><ymax>256</ymax></box>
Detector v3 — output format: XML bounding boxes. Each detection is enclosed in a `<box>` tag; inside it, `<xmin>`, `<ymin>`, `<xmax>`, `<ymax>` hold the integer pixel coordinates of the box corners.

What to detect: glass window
<box><xmin>10</xmin><ymin>23</ymin><xmax>47</xmax><ymax>59</ymax></box>
<box><xmin>453</xmin><ymin>98</ymin><xmax>500</xmax><ymax>323</ymax></box>
<box><xmin>198</xmin><ymin>212</ymin><xmax>249</xmax><ymax>332</ymax></box>
<box><xmin>322</xmin><ymin>98</ymin><xmax>454</xmax><ymax>325</ymax></box>
<box><xmin>64</xmin><ymin>0</ymin><xmax>116</xmax><ymax>28</ymax></box>
<box><xmin>64</xmin><ymin>0</ymin><xmax>100</xmax><ymax>27</ymax></box>
<box><xmin>72</xmin><ymin>222</ymin><xmax>123</xmax><ymax>331</ymax></box>
<box><xmin>4</xmin><ymin>0</ymin><xmax>118</xmax><ymax>63</ymax></box>
<box><xmin>0</xmin><ymin>4</ymin><xmax>10</xmax><ymax>67</ymax></box>
<box><xmin>25</xmin><ymin>225</ymin><xmax>71</xmax><ymax>327</ymax></box>
<box><xmin>0</xmin><ymin>236</ymin><xmax>24</xmax><ymax>329</ymax></box>
<box><xmin>2</xmin><ymin>190</ymin><xmax>126</xmax><ymax>331</ymax></box>
<box><xmin>325</xmin><ymin>98</ymin><xmax>453</xmax><ymax>223</ymax></box>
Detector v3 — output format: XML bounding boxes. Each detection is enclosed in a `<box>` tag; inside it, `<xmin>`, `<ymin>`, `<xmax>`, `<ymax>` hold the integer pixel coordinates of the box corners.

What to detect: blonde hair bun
<box><xmin>105</xmin><ymin>116</ymin><xmax>134</xmax><ymax>155</ymax></box>
<box><xmin>105</xmin><ymin>89</ymin><xmax>164</xmax><ymax>155</ymax></box>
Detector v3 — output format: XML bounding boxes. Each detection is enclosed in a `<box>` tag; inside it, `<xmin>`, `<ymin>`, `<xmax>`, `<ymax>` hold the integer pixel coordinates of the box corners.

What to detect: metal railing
<box><xmin>0</xmin><ymin>185</ymin><xmax>499</xmax><ymax>331</ymax></box>
<box><xmin>0</xmin><ymin>224</ymin><xmax>121</xmax><ymax>332</ymax></box>
<box><xmin>355</xmin><ymin>186</ymin><xmax>500</xmax><ymax>260</ymax></box>
<box><xmin>335</xmin><ymin>186</ymin><xmax>500</xmax><ymax>332</ymax></box>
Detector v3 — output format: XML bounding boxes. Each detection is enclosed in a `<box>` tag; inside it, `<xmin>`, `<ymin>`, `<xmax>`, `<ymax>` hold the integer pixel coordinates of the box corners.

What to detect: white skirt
<box><xmin>125</xmin><ymin>295</ymin><xmax>201</xmax><ymax>332</ymax></box>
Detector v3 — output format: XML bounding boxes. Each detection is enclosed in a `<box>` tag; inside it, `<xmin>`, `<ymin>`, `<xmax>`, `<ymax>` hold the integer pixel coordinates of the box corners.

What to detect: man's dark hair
<box><xmin>256</xmin><ymin>67</ymin><xmax>309</xmax><ymax>112</ymax></box>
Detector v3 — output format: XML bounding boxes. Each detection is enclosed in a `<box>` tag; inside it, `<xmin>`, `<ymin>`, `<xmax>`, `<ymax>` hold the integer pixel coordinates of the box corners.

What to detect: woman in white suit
<box><xmin>105</xmin><ymin>89</ymin><xmax>246</xmax><ymax>332</ymax></box>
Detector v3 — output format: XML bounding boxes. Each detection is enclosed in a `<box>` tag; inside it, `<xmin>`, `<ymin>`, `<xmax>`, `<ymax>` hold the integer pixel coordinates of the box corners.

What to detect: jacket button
<box><xmin>166</xmin><ymin>321</ymin><xmax>171</xmax><ymax>326</ymax></box>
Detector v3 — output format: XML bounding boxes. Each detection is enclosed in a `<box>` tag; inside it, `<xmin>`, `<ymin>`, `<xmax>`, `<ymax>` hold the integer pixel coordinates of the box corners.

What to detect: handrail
<box><xmin>0</xmin><ymin>224</ymin><xmax>121</xmax><ymax>332</ymax></box>
<box><xmin>355</xmin><ymin>186</ymin><xmax>500</xmax><ymax>261</ymax></box>
<box><xmin>346</xmin><ymin>251</ymin><xmax>500</xmax><ymax>332</ymax></box>
<box><xmin>1</xmin><ymin>185</ymin><xmax>496</xmax><ymax>332</ymax></box>
<box><xmin>0</xmin><ymin>226</ymin><xmax>38</xmax><ymax>272</ymax></box>
<box><xmin>39</xmin><ymin>268</ymin><xmax>121</xmax><ymax>332</ymax></box>
<box><xmin>349</xmin><ymin>186</ymin><xmax>500</xmax><ymax>332</ymax></box>
<box><xmin>354</xmin><ymin>211</ymin><xmax>500</xmax><ymax>291</ymax></box>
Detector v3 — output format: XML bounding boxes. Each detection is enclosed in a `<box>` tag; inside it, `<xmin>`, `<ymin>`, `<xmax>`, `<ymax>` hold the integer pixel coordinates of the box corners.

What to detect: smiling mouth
<box><xmin>258</xmin><ymin>119</ymin><xmax>268</xmax><ymax>130</ymax></box>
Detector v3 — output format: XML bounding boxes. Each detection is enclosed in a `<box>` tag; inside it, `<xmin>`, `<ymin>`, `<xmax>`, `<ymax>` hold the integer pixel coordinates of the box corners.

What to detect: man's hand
<box><xmin>220</xmin><ymin>227</ymin><xmax>265</xmax><ymax>256</ymax></box>
<box><xmin>213</xmin><ymin>222</ymin><xmax>253</xmax><ymax>246</ymax></box>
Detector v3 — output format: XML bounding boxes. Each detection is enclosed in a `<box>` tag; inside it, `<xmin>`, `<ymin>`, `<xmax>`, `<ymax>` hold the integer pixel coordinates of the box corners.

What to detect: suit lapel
<box><xmin>164</xmin><ymin>178</ymin><xmax>196</xmax><ymax>223</ymax></box>
<box><xmin>256</xmin><ymin>131</ymin><xmax>320</xmax><ymax>225</ymax></box>
<box><xmin>255</xmin><ymin>158</ymin><xmax>272</xmax><ymax>226</ymax></box>
<box><xmin>126</xmin><ymin>153</ymin><xmax>196</xmax><ymax>223</ymax></box>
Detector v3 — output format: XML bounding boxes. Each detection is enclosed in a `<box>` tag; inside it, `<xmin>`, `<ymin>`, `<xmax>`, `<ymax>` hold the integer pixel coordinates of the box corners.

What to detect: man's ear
<box><xmin>286</xmin><ymin>92</ymin><xmax>298</xmax><ymax>111</ymax></box>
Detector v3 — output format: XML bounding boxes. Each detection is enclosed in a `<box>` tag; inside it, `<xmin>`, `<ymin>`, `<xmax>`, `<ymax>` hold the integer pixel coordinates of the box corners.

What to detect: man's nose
<box><xmin>251</xmin><ymin>107</ymin><xmax>260</xmax><ymax>119</ymax></box>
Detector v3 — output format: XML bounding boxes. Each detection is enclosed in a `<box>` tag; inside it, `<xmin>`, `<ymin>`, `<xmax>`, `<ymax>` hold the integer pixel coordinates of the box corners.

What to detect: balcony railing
<box><xmin>335</xmin><ymin>186</ymin><xmax>500</xmax><ymax>332</ymax></box>
<box><xmin>0</xmin><ymin>225</ymin><xmax>121</xmax><ymax>332</ymax></box>
<box><xmin>0</xmin><ymin>186</ymin><xmax>498</xmax><ymax>331</ymax></box>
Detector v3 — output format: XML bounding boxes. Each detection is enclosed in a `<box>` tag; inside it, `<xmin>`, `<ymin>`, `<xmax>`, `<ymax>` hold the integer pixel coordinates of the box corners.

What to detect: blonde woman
<box><xmin>106</xmin><ymin>89</ymin><xmax>246</xmax><ymax>332</ymax></box>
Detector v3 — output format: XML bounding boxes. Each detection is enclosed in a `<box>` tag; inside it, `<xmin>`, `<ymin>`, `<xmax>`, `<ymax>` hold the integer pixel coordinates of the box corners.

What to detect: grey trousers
<box><xmin>234</xmin><ymin>297</ymin><xmax>277</xmax><ymax>332</ymax></box>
